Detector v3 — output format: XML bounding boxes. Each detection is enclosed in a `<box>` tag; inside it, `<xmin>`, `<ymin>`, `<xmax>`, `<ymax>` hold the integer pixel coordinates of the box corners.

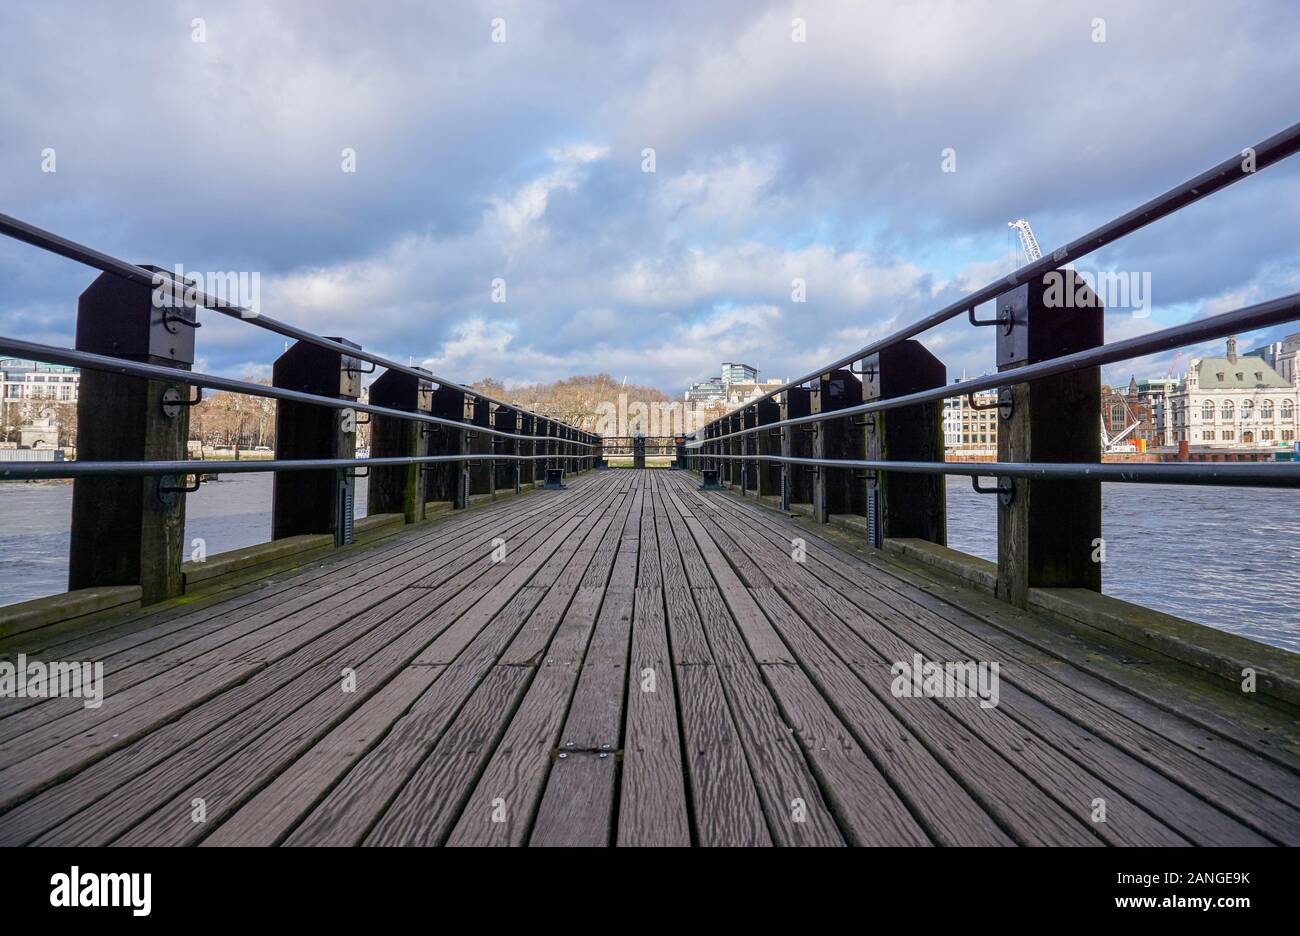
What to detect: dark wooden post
<box><xmin>519</xmin><ymin>412</ymin><xmax>535</xmax><ymax>486</ymax></box>
<box><xmin>862</xmin><ymin>341</ymin><xmax>946</xmax><ymax>548</ymax></box>
<box><xmin>494</xmin><ymin>406</ymin><xmax>518</xmax><ymax>494</ymax></box>
<box><xmin>466</xmin><ymin>397</ymin><xmax>494</xmax><ymax>499</ymax></box>
<box><xmin>810</xmin><ymin>370</ymin><xmax>864</xmax><ymax>523</ymax></box>
<box><xmin>996</xmin><ymin>271</ymin><xmax>1104</xmax><ymax>607</ymax></box>
<box><xmin>780</xmin><ymin>387</ymin><xmax>814</xmax><ymax>508</ymax></box>
<box><xmin>723</xmin><ymin>414</ymin><xmax>738</xmax><ymax>487</ymax></box>
<box><xmin>742</xmin><ymin>406</ymin><xmax>758</xmax><ymax>492</ymax></box>
<box><xmin>755</xmin><ymin>399</ymin><xmax>781</xmax><ymax>498</ymax></box>
<box><xmin>69</xmin><ymin>269</ymin><xmax>197</xmax><ymax>604</ymax></box>
<box><xmin>272</xmin><ymin>337</ymin><xmax>361</xmax><ymax>545</ymax></box>
<box><xmin>426</xmin><ymin>386</ymin><xmax>466</xmax><ymax>509</ymax></box>
<box><xmin>367</xmin><ymin>367</ymin><xmax>433</xmax><ymax>524</ymax></box>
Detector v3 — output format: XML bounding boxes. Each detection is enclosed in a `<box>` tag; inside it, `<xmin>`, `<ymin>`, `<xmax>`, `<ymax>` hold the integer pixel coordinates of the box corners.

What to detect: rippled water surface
<box><xmin>1</xmin><ymin>473</ymin><xmax>1295</xmax><ymax>652</ymax></box>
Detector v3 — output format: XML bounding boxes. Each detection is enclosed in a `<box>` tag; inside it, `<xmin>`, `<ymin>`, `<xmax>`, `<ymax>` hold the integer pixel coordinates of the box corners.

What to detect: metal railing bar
<box><xmin>0</xmin><ymin>333</ymin><xmax>597</xmax><ymax>448</ymax></box>
<box><xmin>0</xmin><ymin>453</ymin><xmax>589</xmax><ymax>481</ymax></box>
<box><xmin>691</xmin><ymin>119</ymin><xmax>1300</xmax><ymax>427</ymax></box>
<box><xmin>0</xmin><ymin>210</ymin><xmax>577</xmax><ymax>433</ymax></box>
<box><xmin>691</xmin><ymin>453</ymin><xmax>1300</xmax><ymax>488</ymax></box>
<box><xmin>688</xmin><ymin>290</ymin><xmax>1300</xmax><ymax>445</ymax></box>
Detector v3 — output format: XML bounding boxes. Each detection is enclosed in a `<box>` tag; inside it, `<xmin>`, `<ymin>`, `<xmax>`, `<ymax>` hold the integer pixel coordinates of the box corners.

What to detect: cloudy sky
<box><xmin>2</xmin><ymin>0</ymin><xmax>1298</xmax><ymax>395</ymax></box>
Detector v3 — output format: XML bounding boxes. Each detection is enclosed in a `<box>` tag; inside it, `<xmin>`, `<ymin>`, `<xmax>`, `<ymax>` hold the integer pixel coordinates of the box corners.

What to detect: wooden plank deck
<box><xmin>2</xmin><ymin>469</ymin><xmax>1298</xmax><ymax>846</ymax></box>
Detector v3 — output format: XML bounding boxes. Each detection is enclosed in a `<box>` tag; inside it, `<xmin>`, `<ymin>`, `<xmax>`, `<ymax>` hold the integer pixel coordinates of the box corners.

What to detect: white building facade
<box><xmin>1168</xmin><ymin>338</ymin><xmax>1299</xmax><ymax>448</ymax></box>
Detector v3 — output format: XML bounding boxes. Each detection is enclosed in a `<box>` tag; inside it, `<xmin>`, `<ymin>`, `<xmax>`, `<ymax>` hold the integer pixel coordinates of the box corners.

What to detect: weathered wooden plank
<box><xmin>618</xmin><ymin>586</ymin><xmax>691</xmax><ymax>846</ymax></box>
<box><xmin>687</xmin><ymin>479</ymin><xmax>1291</xmax><ymax>843</ymax></box>
<box><xmin>529</xmin><ymin>752</ymin><xmax>617</xmax><ymax>847</ymax></box>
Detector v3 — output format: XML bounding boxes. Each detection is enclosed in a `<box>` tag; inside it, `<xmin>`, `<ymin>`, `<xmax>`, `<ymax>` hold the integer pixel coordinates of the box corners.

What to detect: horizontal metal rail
<box><xmin>0</xmin><ymin>334</ymin><xmax>596</xmax><ymax>449</ymax></box>
<box><xmin>692</xmin><ymin>119</ymin><xmax>1300</xmax><ymax>426</ymax></box>
<box><xmin>0</xmin><ymin>452</ymin><xmax>588</xmax><ymax>482</ymax></box>
<box><xmin>696</xmin><ymin>453</ymin><xmax>1300</xmax><ymax>488</ymax></box>
<box><xmin>689</xmin><ymin>290</ymin><xmax>1300</xmax><ymax>446</ymax></box>
<box><xmin>0</xmin><ymin>210</ymin><xmax>572</xmax><ymax>430</ymax></box>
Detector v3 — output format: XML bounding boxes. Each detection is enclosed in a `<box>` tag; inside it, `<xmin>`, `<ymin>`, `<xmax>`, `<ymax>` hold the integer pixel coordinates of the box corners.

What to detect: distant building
<box><xmin>684</xmin><ymin>377</ymin><xmax>726</xmax><ymax>403</ymax></box>
<box><xmin>1247</xmin><ymin>333</ymin><xmax>1299</xmax><ymax>385</ymax></box>
<box><xmin>721</xmin><ymin>362</ymin><xmax>759</xmax><ymax>386</ymax></box>
<box><xmin>1134</xmin><ymin>377</ymin><xmax>1180</xmax><ymax>446</ymax></box>
<box><xmin>1102</xmin><ymin>377</ymin><xmax>1160</xmax><ymax>451</ymax></box>
<box><xmin>19</xmin><ymin>410</ymin><xmax>59</xmax><ymax>448</ymax></box>
<box><xmin>943</xmin><ymin>378</ymin><xmax>998</xmax><ymax>457</ymax></box>
<box><xmin>685</xmin><ymin>363</ymin><xmax>779</xmax><ymax>405</ymax></box>
<box><xmin>1168</xmin><ymin>337</ymin><xmax>1299</xmax><ymax>447</ymax></box>
<box><xmin>0</xmin><ymin>359</ymin><xmax>81</xmax><ymax>404</ymax></box>
<box><xmin>722</xmin><ymin>378</ymin><xmax>785</xmax><ymax>407</ymax></box>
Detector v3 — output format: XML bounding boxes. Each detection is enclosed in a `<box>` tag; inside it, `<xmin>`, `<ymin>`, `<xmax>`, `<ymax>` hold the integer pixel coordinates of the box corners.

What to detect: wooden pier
<box><xmin>2</xmin><ymin>469</ymin><xmax>1297</xmax><ymax>847</ymax></box>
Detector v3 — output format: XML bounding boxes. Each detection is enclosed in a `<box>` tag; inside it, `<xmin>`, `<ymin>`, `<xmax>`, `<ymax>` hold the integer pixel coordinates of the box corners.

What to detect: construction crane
<box><xmin>1008</xmin><ymin>218</ymin><xmax>1042</xmax><ymax>265</ymax></box>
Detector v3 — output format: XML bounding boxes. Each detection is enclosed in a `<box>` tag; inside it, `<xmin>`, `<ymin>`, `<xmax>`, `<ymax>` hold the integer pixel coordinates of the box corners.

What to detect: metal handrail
<box><xmin>695</xmin><ymin>453</ymin><xmax>1300</xmax><ymax>488</ymax></box>
<box><xmin>0</xmin><ymin>453</ymin><xmax>590</xmax><ymax>482</ymax></box>
<box><xmin>0</xmin><ymin>334</ymin><xmax>597</xmax><ymax>449</ymax></box>
<box><xmin>687</xmin><ymin>290</ymin><xmax>1300</xmax><ymax>447</ymax></box>
<box><xmin>691</xmin><ymin>119</ymin><xmax>1300</xmax><ymax>433</ymax></box>
<box><xmin>0</xmin><ymin>210</ymin><xmax>590</xmax><ymax>439</ymax></box>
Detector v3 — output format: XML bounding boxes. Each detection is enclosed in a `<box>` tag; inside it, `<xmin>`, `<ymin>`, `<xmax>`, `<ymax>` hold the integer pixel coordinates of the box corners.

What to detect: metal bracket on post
<box><xmin>460</xmin><ymin>466</ymin><xmax>471</xmax><ymax>509</ymax></box>
<box><xmin>967</xmin><ymin>387</ymin><xmax>1015</xmax><ymax>421</ymax></box>
<box><xmin>156</xmin><ymin>473</ymin><xmax>201</xmax><ymax>508</ymax></box>
<box><xmin>968</xmin><ymin>304</ymin><xmax>1013</xmax><ymax>334</ymax></box>
<box><xmin>161</xmin><ymin>386</ymin><xmax>202</xmax><ymax>419</ymax></box>
<box><xmin>779</xmin><ymin>466</ymin><xmax>790</xmax><ymax>511</ymax></box>
<box><xmin>971</xmin><ymin>475</ymin><xmax>1015</xmax><ymax>508</ymax></box>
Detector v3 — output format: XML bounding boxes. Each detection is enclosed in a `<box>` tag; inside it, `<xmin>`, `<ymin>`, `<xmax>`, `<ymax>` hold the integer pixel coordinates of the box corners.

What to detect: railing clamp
<box><xmin>348</xmin><ymin>467</ymin><xmax>370</xmax><ymax>478</ymax></box>
<box><xmin>161</xmin><ymin>386</ymin><xmax>202</xmax><ymax>419</ymax></box>
<box><xmin>967</xmin><ymin>387</ymin><xmax>1015</xmax><ymax>421</ymax></box>
<box><xmin>971</xmin><ymin>475</ymin><xmax>1015</xmax><ymax>508</ymax></box>
<box><xmin>968</xmin><ymin>305</ymin><xmax>1013</xmax><ymax>335</ymax></box>
<box><xmin>162</xmin><ymin>307</ymin><xmax>202</xmax><ymax>334</ymax></box>
<box><xmin>157</xmin><ymin>473</ymin><xmax>202</xmax><ymax>507</ymax></box>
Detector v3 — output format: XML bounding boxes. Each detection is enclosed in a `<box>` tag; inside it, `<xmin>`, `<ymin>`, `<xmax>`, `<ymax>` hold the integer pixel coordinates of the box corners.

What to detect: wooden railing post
<box><xmin>519</xmin><ymin>413</ymin><xmax>536</xmax><ymax>486</ymax></box>
<box><xmin>494</xmin><ymin>405</ymin><xmax>519</xmax><ymax>494</ymax></box>
<box><xmin>811</xmin><ymin>369</ymin><xmax>864</xmax><ymax>524</ymax></box>
<box><xmin>367</xmin><ymin>367</ymin><xmax>432</xmax><ymax>524</ymax></box>
<box><xmin>742</xmin><ymin>406</ymin><xmax>758</xmax><ymax>493</ymax></box>
<box><xmin>755</xmin><ymin>399</ymin><xmax>781</xmax><ymax>499</ymax></box>
<box><xmin>861</xmin><ymin>341</ymin><xmax>946</xmax><ymax>548</ymax></box>
<box><xmin>272</xmin><ymin>336</ymin><xmax>361</xmax><ymax>545</ymax></box>
<box><xmin>996</xmin><ymin>271</ymin><xmax>1104</xmax><ymax>607</ymax></box>
<box><xmin>466</xmin><ymin>396</ymin><xmax>494</xmax><ymax>500</ymax></box>
<box><xmin>426</xmin><ymin>386</ymin><xmax>467</xmax><ymax>509</ymax></box>
<box><xmin>69</xmin><ymin>270</ymin><xmax>197</xmax><ymax>604</ymax></box>
<box><xmin>726</xmin><ymin>413</ymin><xmax>741</xmax><ymax>487</ymax></box>
<box><xmin>780</xmin><ymin>387</ymin><xmax>813</xmax><ymax>509</ymax></box>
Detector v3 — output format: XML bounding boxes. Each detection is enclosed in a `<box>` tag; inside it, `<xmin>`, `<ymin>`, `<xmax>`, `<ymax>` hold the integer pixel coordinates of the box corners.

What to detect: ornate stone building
<box><xmin>1169</xmin><ymin>337</ymin><xmax>1300</xmax><ymax>448</ymax></box>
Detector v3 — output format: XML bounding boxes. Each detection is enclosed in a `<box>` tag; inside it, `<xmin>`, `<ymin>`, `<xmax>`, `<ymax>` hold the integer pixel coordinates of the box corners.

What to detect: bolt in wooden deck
<box><xmin>1</xmin><ymin>470</ymin><xmax>1297</xmax><ymax>846</ymax></box>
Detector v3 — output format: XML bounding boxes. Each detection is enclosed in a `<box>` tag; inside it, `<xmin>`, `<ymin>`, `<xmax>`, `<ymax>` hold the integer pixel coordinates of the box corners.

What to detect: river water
<box><xmin>2</xmin><ymin>473</ymin><xmax>1296</xmax><ymax>653</ymax></box>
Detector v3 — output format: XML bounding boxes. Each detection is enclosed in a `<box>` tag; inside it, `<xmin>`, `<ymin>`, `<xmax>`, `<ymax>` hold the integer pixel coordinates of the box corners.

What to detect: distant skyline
<box><xmin>2</xmin><ymin>1</ymin><xmax>1298</xmax><ymax>395</ymax></box>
